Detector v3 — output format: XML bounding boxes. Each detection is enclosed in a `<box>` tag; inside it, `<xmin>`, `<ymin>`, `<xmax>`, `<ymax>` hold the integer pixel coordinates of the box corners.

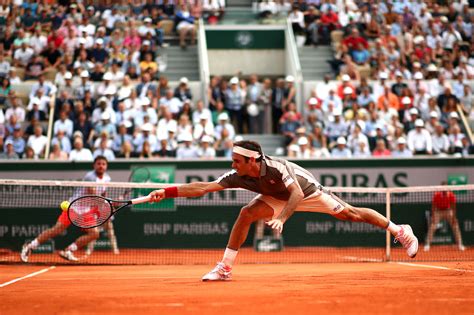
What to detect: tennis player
<box><xmin>149</xmin><ymin>140</ymin><xmax>419</xmax><ymax>281</ymax></box>
<box><xmin>20</xmin><ymin>156</ymin><xmax>111</xmax><ymax>262</ymax></box>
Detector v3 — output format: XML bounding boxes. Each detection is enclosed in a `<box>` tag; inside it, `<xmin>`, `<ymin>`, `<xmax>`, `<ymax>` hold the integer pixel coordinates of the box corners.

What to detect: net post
<box><xmin>385</xmin><ymin>189</ymin><xmax>391</xmax><ymax>261</ymax></box>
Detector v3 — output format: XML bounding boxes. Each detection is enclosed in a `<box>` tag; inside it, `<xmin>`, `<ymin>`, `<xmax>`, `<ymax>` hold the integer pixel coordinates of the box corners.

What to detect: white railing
<box><xmin>197</xmin><ymin>18</ymin><xmax>210</xmax><ymax>107</ymax></box>
<box><xmin>284</xmin><ymin>18</ymin><xmax>303</xmax><ymax>112</ymax></box>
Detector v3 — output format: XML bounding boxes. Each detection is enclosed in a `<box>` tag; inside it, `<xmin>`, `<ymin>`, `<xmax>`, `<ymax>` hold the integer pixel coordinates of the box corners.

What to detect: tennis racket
<box><xmin>67</xmin><ymin>195</ymin><xmax>151</xmax><ymax>229</ymax></box>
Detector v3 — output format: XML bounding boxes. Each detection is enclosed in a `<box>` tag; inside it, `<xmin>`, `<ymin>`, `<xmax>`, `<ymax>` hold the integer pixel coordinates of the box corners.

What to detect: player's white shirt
<box><xmin>70</xmin><ymin>170</ymin><xmax>112</xmax><ymax>213</ymax></box>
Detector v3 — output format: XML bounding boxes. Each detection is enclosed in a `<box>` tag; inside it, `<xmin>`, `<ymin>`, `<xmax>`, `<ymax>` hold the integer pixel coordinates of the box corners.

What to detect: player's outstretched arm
<box><xmin>149</xmin><ymin>181</ymin><xmax>225</xmax><ymax>202</ymax></box>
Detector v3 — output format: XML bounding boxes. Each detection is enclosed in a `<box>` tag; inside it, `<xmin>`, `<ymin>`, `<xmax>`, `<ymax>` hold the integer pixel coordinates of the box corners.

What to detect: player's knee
<box><xmin>343</xmin><ymin>206</ymin><xmax>364</xmax><ymax>222</ymax></box>
<box><xmin>89</xmin><ymin>229</ymin><xmax>100</xmax><ymax>240</ymax></box>
<box><xmin>53</xmin><ymin>222</ymin><xmax>67</xmax><ymax>234</ymax></box>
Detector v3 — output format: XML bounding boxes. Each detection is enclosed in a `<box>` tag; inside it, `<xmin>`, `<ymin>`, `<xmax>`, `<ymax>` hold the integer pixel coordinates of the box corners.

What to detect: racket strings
<box><xmin>69</xmin><ymin>197</ymin><xmax>112</xmax><ymax>228</ymax></box>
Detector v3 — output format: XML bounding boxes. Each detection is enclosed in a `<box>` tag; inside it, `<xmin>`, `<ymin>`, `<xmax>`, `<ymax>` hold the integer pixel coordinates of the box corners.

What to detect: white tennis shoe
<box><xmin>59</xmin><ymin>250</ymin><xmax>79</xmax><ymax>262</ymax></box>
<box><xmin>395</xmin><ymin>225</ymin><xmax>419</xmax><ymax>258</ymax></box>
<box><xmin>20</xmin><ymin>244</ymin><xmax>31</xmax><ymax>263</ymax></box>
<box><xmin>202</xmin><ymin>262</ymin><xmax>232</xmax><ymax>281</ymax></box>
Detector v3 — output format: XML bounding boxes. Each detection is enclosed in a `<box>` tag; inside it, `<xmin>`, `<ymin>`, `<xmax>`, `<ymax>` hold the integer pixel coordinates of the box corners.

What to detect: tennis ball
<box><xmin>60</xmin><ymin>201</ymin><xmax>70</xmax><ymax>212</ymax></box>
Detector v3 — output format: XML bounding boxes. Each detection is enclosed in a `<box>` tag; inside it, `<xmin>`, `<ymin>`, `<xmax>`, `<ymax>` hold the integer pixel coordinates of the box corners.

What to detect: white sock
<box><xmin>29</xmin><ymin>239</ymin><xmax>39</xmax><ymax>250</ymax></box>
<box><xmin>386</xmin><ymin>222</ymin><xmax>402</xmax><ymax>236</ymax></box>
<box><xmin>67</xmin><ymin>243</ymin><xmax>78</xmax><ymax>252</ymax></box>
<box><xmin>222</xmin><ymin>247</ymin><xmax>238</xmax><ymax>267</ymax></box>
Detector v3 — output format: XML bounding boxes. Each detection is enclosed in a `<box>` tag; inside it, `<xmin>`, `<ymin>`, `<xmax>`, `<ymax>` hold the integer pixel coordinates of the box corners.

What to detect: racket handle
<box><xmin>131</xmin><ymin>195</ymin><xmax>152</xmax><ymax>205</ymax></box>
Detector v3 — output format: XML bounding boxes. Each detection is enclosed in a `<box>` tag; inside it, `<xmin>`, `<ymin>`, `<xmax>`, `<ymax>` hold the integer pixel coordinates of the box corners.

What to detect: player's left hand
<box><xmin>266</xmin><ymin>219</ymin><xmax>284</xmax><ymax>233</ymax></box>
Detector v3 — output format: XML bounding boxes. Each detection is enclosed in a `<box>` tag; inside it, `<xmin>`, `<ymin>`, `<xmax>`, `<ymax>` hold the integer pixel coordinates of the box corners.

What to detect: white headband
<box><xmin>233</xmin><ymin>146</ymin><xmax>261</xmax><ymax>158</ymax></box>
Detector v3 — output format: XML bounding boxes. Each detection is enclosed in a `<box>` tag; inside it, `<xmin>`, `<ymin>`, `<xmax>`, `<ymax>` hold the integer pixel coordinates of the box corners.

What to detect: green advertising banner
<box><xmin>130</xmin><ymin>165</ymin><xmax>176</xmax><ymax>212</ymax></box>
<box><xmin>1</xmin><ymin>202</ymin><xmax>472</xmax><ymax>251</ymax></box>
<box><xmin>206</xmin><ymin>30</ymin><xmax>285</xmax><ymax>49</ymax></box>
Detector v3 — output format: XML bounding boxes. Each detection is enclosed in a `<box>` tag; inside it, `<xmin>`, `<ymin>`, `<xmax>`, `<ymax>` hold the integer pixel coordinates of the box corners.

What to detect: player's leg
<box><xmin>446</xmin><ymin>209</ymin><xmax>465</xmax><ymax>250</ymax></box>
<box><xmin>424</xmin><ymin>211</ymin><xmax>441</xmax><ymax>251</ymax></box>
<box><xmin>59</xmin><ymin>228</ymin><xmax>100</xmax><ymax>262</ymax></box>
<box><xmin>297</xmin><ymin>191</ymin><xmax>419</xmax><ymax>258</ymax></box>
<box><xmin>105</xmin><ymin>220</ymin><xmax>119</xmax><ymax>254</ymax></box>
<box><xmin>330</xmin><ymin>193</ymin><xmax>419</xmax><ymax>258</ymax></box>
<box><xmin>21</xmin><ymin>217</ymin><xmax>69</xmax><ymax>262</ymax></box>
<box><xmin>202</xmin><ymin>199</ymin><xmax>274</xmax><ymax>281</ymax></box>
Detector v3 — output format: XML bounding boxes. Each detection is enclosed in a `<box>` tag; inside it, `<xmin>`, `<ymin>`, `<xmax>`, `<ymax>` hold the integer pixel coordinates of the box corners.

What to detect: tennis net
<box><xmin>0</xmin><ymin>179</ymin><xmax>473</xmax><ymax>265</ymax></box>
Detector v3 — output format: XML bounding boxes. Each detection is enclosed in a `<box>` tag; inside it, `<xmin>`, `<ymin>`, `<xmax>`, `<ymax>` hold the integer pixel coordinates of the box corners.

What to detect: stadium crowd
<box><xmin>266</xmin><ymin>0</ymin><xmax>474</xmax><ymax>158</ymax></box>
<box><xmin>0</xmin><ymin>0</ymin><xmax>473</xmax><ymax>160</ymax></box>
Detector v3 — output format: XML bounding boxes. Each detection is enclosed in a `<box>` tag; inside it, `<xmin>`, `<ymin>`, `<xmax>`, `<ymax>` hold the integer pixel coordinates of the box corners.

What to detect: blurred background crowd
<box><xmin>0</xmin><ymin>0</ymin><xmax>473</xmax><ymax>160</ymax></box>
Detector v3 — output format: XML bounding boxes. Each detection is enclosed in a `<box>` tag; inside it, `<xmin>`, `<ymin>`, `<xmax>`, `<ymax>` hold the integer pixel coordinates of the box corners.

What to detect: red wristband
<box><xmin>164</xmin><ymin>186</ymin><xmax>178</xmax><ymax>198</ymax></box>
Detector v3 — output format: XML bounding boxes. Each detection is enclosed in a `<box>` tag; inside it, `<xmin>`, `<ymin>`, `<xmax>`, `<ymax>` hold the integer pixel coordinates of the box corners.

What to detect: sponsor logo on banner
<box><xmin>131</xmin><ymin>165</ymin><xmax>176</xmax><ymax>212</ymax></box>
<box><xmin>235</xmin><ymin>31</ymin><xmax>253</xmax><ymax>48</ymax></box>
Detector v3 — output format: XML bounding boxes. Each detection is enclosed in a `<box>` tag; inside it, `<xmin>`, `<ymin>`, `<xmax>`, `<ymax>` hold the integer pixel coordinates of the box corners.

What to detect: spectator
<box><xmin>407</xmin><ymin>119</ymin><xmax>432</xmax><ymax>155</ymax></box>
<box><xmin>26</xmin><ymin>124</ymin><xmax>48</xmax><ymax>159</ymax></box>
<box><xmin>372</xmin><ymin>139</ymin><xmax>392</xmax><ymax>157</ymax></box>
<box><xmin>331</xmin><ymin>136</ymin><xmax>352</xmax><ymax>158</ymax></box>
<box><xmin>0</xmin><ymin>139</ymin><xmax>20</xmax><ymax>160</ymax></box>
<box><xmin>225</xmin><ymin>77</ymin><xmax>245</xmax><ymax>134</ymax></box>
<box><xmin>175</xmin><ymin>3</ymin><xmax>196</xmax><ymax>49</ymax></box>
<box><xmin>93</xmin><ymin>137</ymin><xmax>116</xmax><ymax>161</ymax></box>
<box><xmin>41</xmin><ymin>41</ymin><xmax>62</xmax><ymax>69</ymax></box>
<box><xmin>48</xmin><ymin>142</ymin><xmax>68</xmax><ymax>159</ymax></box>
<box><xmin>352</xmin><ymin>140</ymin><xmax>371</xmax><ymax>158</ymax></box>
<box><xmin>112</xmin><ymin>121</ymin><xmax>133</xmax><ymax>154</ymax></box>
<box><xmin>176</xmin><ymin>133</ymin><xmax>199</xmax><ymax>158</ymax></box>
<box><xmin>324</xmin><ymin>108</ymin><xmax>348</xmax><ymax>143</ymax></box>
<box><xmin>54</xmin><ymin>110</ymin><xmax>74</xmax><ymax>139</ymax></box>
<box><xmin>134</xmin><ymin>123</ymin><xmax>158</xmax><ymax>154</ymax></box>
<box><xmin>448</xmin><ymin>124</ymin><xmax>466</xmax><ymax>153</ymax></box>
<box><xmin>24</xmin><ymin>55</ymin><xmax>45</xmax><ymax>80</ymax></box>
<box><xmin>347</xmin><ymin>124</ymin><xmax>369</xmax><ymax>155</ymax></box>
<box><xmin>391</xmin><ymin>137</ymin><xmax>413</xmax><ymax>157</ymax></box>
<box><xmin>13</xmin><ymin>42</ymin><xmax>34</xmax><ymax>68</ymax></box>
<box><xmin>214</xmin><ymin>112</ymin><xmax>235</xmax><ymax>141</ymax></box>
<box><xmin>272</xmin><ymin>78</ymin><xmax>286</xmax><ymax>133</ymax></box>
<box><xmin>139</xmin><ymin>52</ymin><xmax>159</xmax><ymax>78</ymax></box>
<box><xmin>116</xmin><ymin>140</ymin><xmax>135</xmax><ymax>159</ymax></box>
<box><xmin>73</xmin><ymin>113</ymin><xmax>94</xmax><ymax>147</ymax></box>
<box><xmin>279</xmin><ymin>104</ymin><xmax>302</xmax><ymax>145</ymax></box>
<box><xmin>257</xmin><ymin>78</ymin><xmax>273</xmax><ymax>134</ymax></box>
<box><xmin>95</xmin><ymin>113</ymin><xmax>117</xmax><ymax>142</ymax></box>
<box><xmin>51</xmin><ymin>129</ymin><xmax>72</xmax><ymax>154</ymax></box>
<box><xmin>432</xmin><ymin>123</ymin><xmax>450</xmax><ymax>155</ymax></box>
<box><xmin>69</xmin><ymin>137</ymin><xmax>93</xmax><ymax>161</ymax></box>
<box><xmin>5</xmin><ymin>127</ymin><xmax>25</xmax><ymax>157</ymax></box>
<box><xmin>352</xmin><ymin>43</ymin><xmax>370</xmax><ymax>65</ymax></box>
<box><xmin>174</xmin><ymin>77</ymin><xmax>193</xmax><ymax>102</ymax></box>
<box><xmin>319</xmin><ymin>6</ymin><xmax>340</xmax><ymax>44</ymax></box>
<box><xmin>289</xmin><ymin>5</ymin><xmax>305</xmax><ymax>36</ymax></box>
<box><xmin>197</xmin><ymin>135</ymin><xmax>216</xmax><ymax>158</ymax></box>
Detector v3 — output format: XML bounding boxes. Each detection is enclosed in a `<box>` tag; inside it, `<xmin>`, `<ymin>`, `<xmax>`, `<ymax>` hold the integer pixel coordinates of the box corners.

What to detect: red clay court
<box><xmin>1</xmin><ymin>249</ymin><xmax>474</xmax><ymax>315</ymax></box>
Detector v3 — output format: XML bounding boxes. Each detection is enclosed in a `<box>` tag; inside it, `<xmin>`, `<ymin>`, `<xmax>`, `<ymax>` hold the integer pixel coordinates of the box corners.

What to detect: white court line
<box><xmin>0</xmin><ymin>266</ymin><xmax>56</xmax><ymax>288</ymax></box>
<box><xmin>391</xmin><ymin>262</ymin><xmax>474</xmax><ymax>273</ymax></box>
<box><xmin>341</xmin><ymin>256</ymin><xmax>384</xmax><ymax>262</ymax></box>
